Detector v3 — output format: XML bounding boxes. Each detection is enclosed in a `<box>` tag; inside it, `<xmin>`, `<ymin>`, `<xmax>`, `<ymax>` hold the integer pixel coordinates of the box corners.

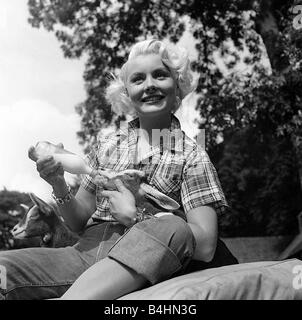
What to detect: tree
<box><xmin>27</xmin><ymin>0</ymin><xmax>302</xmax><ymax>235</ymax></box>
<box><xmin>27</xmin><ymin>0</ymin><xmax>302</xmax><ymax>151</ymax></box>
<box><xmin>26</xmin><ymin>0</ymin><xmax>260</xmax><ymax>149</ymax></box>
<box><xmin>210</xmin><ymin>127</ymin><xmax>302</xmax><ymax>236</ymax></box>
<box><xmin>0</xmin><ymin>189</ymin><xmax>31</xmax><ymax>213</ymax></box>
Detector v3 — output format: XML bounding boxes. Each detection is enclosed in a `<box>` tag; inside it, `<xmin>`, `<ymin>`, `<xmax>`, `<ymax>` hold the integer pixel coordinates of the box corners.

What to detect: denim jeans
<box><xmin>0</xmin><ymin>215</ymin><xmax>195</xmax><ymax>300</ymax></box>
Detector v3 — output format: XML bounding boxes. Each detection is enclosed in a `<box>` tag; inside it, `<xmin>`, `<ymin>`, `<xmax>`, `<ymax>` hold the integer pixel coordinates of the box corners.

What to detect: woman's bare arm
<box><xmin>186</xmin><ymin>206</ymin><xmax>218</xmax><ymax>262</ymax></box>
<box><xmin>52</xmin><ymin>178</ymin><xmax>96</xmax><ymax>232</ymax></box>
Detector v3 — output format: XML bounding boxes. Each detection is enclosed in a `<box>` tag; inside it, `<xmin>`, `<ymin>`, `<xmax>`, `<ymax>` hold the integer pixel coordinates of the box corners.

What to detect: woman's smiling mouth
<box><xmin>141</xmin><ymin>95</ymin><xmax>164</xmax><ymax>103</ymax></box>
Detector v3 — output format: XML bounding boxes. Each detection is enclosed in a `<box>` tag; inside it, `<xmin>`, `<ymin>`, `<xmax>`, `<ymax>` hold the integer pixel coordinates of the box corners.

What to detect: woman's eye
<box><xmin>130</xmin><ymin>76</ymin><xmax>144</xmax><ymax>84</ymax></box>
<box><xmin>155</xmin><ymin>71</ymin><xmax>169</xmax><ymax>79</ymax></box>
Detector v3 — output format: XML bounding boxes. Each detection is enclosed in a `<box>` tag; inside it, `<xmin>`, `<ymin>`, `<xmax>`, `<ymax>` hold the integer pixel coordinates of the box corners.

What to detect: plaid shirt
<box><xmin>81</xmin><ymin>114</ymin><xmax>228</xmax><ymax>221</ymax></box>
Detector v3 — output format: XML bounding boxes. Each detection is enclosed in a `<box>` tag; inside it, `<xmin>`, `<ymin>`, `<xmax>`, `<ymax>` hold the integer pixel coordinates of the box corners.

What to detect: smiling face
<box><xmin>125</xmin><ymin>54</ymin><xmax>178</xmax><ymax>117</ymax></box>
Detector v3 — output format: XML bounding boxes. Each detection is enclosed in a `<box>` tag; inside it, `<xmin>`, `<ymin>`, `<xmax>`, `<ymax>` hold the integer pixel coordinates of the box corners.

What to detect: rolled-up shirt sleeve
<box><xmin>181</xmin><ymin>147</ymin><xmax>228</xmax><ymax>217</ymax></box>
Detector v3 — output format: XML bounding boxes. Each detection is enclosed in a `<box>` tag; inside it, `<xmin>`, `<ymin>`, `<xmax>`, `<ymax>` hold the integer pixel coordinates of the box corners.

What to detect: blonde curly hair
<box><xmin>105</xmin><ymin>39</ymin><xmax>196</xmax><ymax>116</ymax></box>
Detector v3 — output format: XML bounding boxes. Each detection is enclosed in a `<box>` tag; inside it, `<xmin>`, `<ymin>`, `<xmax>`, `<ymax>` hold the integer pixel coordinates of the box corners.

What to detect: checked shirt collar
<box><xmin>116</xmin><ymin>113</ymin><xmax>184</xmax><ymax>163</ymax></box>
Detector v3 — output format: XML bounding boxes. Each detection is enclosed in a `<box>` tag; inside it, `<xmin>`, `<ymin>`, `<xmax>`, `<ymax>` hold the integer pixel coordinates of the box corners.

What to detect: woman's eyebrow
<box><xmin>153</xmin><ymin>67</ymin><xmax>172</xmax><ymax>76</ymax></box>
<box><xmin>129</xmin><ymin>67</ymin><xmax>170</xmax><ymax>79</ymax></box>
<box><xmin>129</xmin><ymin>72</ymin><xmax>144</xmax><ymax>77</ymax></box>
<box><xmin>154</xmin><ymin>67</ymin><xmax>170</xmax><ymax>72</ymax></box>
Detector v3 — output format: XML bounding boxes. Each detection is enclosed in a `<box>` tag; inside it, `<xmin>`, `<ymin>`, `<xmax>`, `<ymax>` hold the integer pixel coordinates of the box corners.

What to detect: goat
<box><xmin>11</xmin><ymin>193</ymin><xmax>79</xmax><ymax>248</ymax></box>
<box><xmin>93</xmin><ymin>169</ymin><xmax>184</xmax><ymax>219</ymax></box>
<box><xmin>28</xmin><ymin>141</ymin><xmax>182</xmax><ymax>216</ymax></box>
<box><xmin>12</xmin><ymin>169</ymin><xmax>184</xmax><ymax>248</ymax></box>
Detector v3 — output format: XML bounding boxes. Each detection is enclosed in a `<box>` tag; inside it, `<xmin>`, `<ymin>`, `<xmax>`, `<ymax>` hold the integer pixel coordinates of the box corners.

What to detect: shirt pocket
<box><xmin>151</xmin><ymin>156</ymin><xmax>184</xmax><ymax>194</ymax></box>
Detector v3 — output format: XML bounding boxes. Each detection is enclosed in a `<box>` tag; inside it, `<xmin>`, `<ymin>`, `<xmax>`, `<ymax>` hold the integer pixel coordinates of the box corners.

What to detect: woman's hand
<box><xmin>100</xmin><ymin>179</ymin><xmax>137</xmax><ymax>227</ymax></box>
<box><xmin>28</xmin><ymin>146</ymin><xmax>65</xmax><ymax>187</ymax></box>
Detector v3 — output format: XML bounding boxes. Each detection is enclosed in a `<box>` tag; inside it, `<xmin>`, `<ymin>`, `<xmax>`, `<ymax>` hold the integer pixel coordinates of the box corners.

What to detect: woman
<box><xmin>0</xmin><ymin>39</ymin><xmax>228</xmax><ymax>300</ymax></box>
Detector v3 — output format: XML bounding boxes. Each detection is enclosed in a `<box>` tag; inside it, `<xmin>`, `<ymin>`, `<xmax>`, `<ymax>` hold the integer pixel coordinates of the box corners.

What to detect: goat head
<box><xmin>94</xmin><ymin>169</ymin><xmax>181</xmax><ymax>215</ymax></box>
<box><xmin>12</xmin><ymin>193</ymin><xmax>78</xmax><ymax>247</ymax></box>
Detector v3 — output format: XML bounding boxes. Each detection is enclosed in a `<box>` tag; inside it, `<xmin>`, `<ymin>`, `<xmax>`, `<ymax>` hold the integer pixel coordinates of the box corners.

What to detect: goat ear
<box><xmin>140</xmin><ymin>183</ymin><xmax>180</xmax><ymax>210</ymax></box>
<box><xmin>29</xmin><ymin>193</ymin><xmax>53</xmax><ymax>216</ymax></box>
<box><xmin>28</xmin><ymin>145</ymin><xmax>38</xmax><ymax>162</ymax></box>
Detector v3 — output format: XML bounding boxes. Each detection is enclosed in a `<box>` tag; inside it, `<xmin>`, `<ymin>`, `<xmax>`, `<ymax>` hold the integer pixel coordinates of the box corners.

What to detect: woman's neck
<box><xmin>138</xmin><ymin>112</ymin><xmax>172</xmax><ymax>142</ymax></box>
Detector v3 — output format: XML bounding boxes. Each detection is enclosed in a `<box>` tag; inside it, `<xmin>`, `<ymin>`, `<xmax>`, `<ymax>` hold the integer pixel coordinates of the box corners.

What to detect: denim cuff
<box><xmin>108</xmin><ymin>227</ymin><xmax>182</xmax><ymax>285</ymax></box>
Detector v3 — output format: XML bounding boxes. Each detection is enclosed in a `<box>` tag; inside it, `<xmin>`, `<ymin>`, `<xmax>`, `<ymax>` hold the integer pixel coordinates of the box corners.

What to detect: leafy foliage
<box><xmin>210</xmin><ymin>128</ymin><xmax>302</xmax><ymax>236</ymax></box>
<box><xmin>0</xmin><ymin>189</ymin><xmax>31</xmax><ymax>213</ymax></box>
<box><xmin>26</xmin><ymin>0</ymin><xmax>302</xmax><ymax>236</ymax></box>
<box><xmin>27</xmin><ymin>0</ymin><xmax>302</xmax><ymax>152</ymax></box>
<box><xmin>27</xmin><ymin>0</ymin><xmax>264</xmax><ymax>149</ymax></box>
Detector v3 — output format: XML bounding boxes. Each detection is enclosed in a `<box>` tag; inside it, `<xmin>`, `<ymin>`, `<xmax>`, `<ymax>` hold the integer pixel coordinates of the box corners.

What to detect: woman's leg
<box><xmin>0</xmin><ymin>221</ymin><xmax>130</xmax><ymax>300</ymax></box>
<box><xmin>0</xmin><ymin>246</ymin><xmax>91</xmax><ymax>300</ymax></box>
<box><xmin>61</xmin><ymin>257</ymin><xmax>147</xmax><ymax>300</ymax></box>
<box><xmin>61</xmin><ymin>215</ymin><xmax>195</xmax><ymax>300</ymax></box>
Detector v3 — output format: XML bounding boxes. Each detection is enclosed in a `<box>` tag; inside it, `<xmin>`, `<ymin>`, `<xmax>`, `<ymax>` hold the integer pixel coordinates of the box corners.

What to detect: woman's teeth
<box><xmin>142</xmin><ymin>96</ymin><xmax>163</xmax><ymax>103</ymax></box>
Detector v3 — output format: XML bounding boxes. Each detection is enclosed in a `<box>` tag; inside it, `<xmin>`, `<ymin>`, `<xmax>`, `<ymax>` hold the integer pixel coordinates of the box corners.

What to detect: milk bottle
<box><xmin>29</xmin><ymin>141</ymin><xmax>98</xmax><ymax>177</ymax></box>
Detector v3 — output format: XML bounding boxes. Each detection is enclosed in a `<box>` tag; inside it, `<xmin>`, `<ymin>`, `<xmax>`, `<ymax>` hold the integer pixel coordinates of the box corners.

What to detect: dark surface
<box><xmin>185</xmin><ymin>238</ymin><xmax>239</xmax><ymax>274</ymax></box>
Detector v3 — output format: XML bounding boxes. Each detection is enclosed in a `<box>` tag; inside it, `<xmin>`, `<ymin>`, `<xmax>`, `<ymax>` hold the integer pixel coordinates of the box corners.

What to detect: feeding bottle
<box><xmin>29</xmin><ymin>141</ymin><xmax>98</xmax><ymax>177</ymax></box>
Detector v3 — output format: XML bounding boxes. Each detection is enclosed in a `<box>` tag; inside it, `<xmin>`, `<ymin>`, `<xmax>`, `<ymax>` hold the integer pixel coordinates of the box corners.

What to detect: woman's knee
<box><xmin>159</xmin><ymin>215</ymin><xmax>195</xmax><ymax>252</ymax></box>
<box><xmin>160</xmin><ymin>215</ymin><xmax>191</xmax><ymax>236</ymax></box>
<box><xmin>107</xmin><ymin>215</ymin><xmax>196</xmax><ymax>284</ymax></box>
<box><xmin>134</xmin><ymin>215</ymin><xmax>196</xmax><ymax>260</ymax></box>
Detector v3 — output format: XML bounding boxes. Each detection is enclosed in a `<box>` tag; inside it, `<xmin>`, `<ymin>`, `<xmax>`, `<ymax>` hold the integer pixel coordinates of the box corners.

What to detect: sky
<box><xmin>0</xmin><ymin>0</ymin><xmax>87</xmax><ymax>200</ymax></box>
<box><xmin>0</xmin><ymin>0</ymin><xmax>200</xmax><ymax>201</ymax></box>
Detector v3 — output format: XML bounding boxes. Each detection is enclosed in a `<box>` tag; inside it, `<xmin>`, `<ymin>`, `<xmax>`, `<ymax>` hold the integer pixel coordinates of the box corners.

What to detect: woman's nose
<box><xmin>144</xmin><ymin>76</ymin><xmax>157</xmax><ymax>92</ymax></box>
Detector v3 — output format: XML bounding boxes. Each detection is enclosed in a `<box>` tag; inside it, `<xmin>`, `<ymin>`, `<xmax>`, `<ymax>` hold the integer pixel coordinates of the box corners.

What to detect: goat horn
<box><xmin>20</xmin><ymin>203</ymin><xmax>30</xmax><ymax>211</ymax></box>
